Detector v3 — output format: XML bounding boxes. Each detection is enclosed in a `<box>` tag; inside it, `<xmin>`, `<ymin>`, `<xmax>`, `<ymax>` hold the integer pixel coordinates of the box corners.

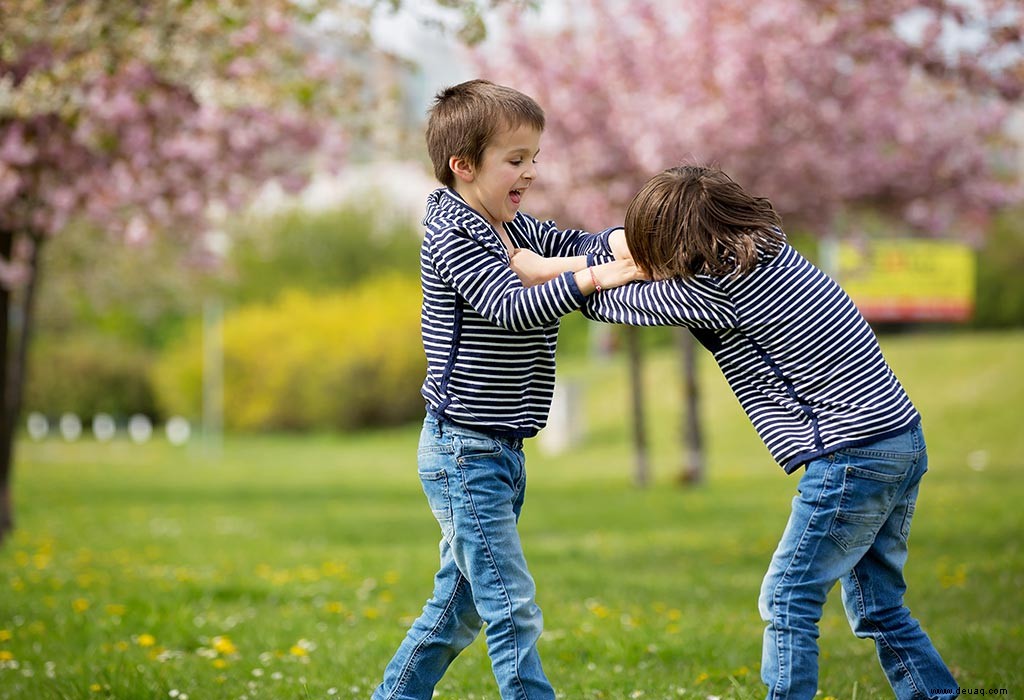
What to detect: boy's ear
<box><xmin>449</xmin><ymin>155</ymin><xmax>475</xmax><ymax>184</ymax></box>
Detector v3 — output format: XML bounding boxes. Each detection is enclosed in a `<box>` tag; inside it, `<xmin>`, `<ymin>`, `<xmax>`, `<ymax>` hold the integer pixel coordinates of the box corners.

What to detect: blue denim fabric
<box><xmin>758</xmin><ymin>424</ymin><xmax>958</xmax><ymax>700</ymax></box>
<box><xmin>372</xmin><ymin>415</ymin><xmax>554</xmax><ymax>700</ymax></box>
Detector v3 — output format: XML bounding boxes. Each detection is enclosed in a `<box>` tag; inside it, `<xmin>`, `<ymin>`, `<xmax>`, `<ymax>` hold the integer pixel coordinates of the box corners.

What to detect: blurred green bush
<box><xmin>221</xmin><ymin>205</ymin><xmax>421</xmax><ymax>302</ymax></box>
<box><xmin>154</xmin><ymin>275</ymin><xmax>424</xmax><ymax>431</ymax></box>
<box><xmin>25</xmin><ymin>335</ymin><xmax>160</xmax><ymax>420</ymax></box>
<box><xmin>973</xmin><ymin>208</ymin><xmax>1024</xmax><ymax>328</ymax></box>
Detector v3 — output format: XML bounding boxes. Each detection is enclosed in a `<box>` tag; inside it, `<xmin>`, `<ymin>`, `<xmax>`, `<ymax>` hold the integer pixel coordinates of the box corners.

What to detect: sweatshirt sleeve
<box><xmin>428</xmin><ymin>224</ymin><xmax>586</xmax><ymax>331</ymax></box>
<box><xmin>530</xmin><ymin>218</ymin><xmax>617</xmax><ymax>259</ymax></box>
<box><xmin>582</xmin><ymin>277</ymin><xmax>739</xmax><ymax>329</ymax></box>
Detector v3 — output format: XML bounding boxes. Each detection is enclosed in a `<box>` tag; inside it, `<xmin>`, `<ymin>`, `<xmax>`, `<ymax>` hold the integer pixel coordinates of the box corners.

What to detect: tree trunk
<box><xmin>677</xmin><ymin>329</ymin><xmax>706</xmax><ymax>485</ymax></box>
<box><xmin>625</xmin><ymin>326</ymin><xmax>650</xmax><ymax>488</ymax></box>
<box><xmin>0</xmin><ymin>229</ymin><xmax>15</xmax><ymax>544</ymax></box>
<box><xmin>0</xmin><ymin>230</ymin><xmax>42</xmax><ymax>546</ymax></box>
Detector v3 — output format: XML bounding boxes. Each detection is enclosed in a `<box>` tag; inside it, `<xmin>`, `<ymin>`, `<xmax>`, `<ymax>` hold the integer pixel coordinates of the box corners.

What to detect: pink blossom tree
<box><xmin>477</xmin><ymin>0</ymin><xmax>1023</xmax><ymax>483</ymax></box>
<box><xmin>0</xmin><ymin>0</ymin><xmax>512</xmax><ymax>543</ymax></box>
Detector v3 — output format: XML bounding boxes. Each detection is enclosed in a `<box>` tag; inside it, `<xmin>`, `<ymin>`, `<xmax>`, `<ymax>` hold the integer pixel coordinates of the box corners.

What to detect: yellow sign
<box><xmin>831</xmin><ymin>239</ymin><xmax>975</xmax><ymax>322</ymax></box>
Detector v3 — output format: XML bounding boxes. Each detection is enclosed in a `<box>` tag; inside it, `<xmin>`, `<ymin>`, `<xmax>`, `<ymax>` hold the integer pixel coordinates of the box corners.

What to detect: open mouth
<box><xmin>509</xmin><ymin>188</ymin><xmax>523</xmax><ymax>205</ymax></box>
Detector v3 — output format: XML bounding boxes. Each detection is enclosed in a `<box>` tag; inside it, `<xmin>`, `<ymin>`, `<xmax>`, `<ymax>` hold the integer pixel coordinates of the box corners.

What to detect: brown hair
<box><xmin>425</xmin><ymin>79</ymin><xmax>545</xmax><ymax>188</ymax></box>
<box><xmin>625</xmin><ymin>165</ymin><xmax>785</xmax><ymax>279</ymax></box>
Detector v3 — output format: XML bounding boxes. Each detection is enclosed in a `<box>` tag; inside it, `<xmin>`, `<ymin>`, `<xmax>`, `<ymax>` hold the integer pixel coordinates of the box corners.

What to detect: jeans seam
<box><xmin>385</xmin><ymin>574</ymin><xmax>466</xmax><ymax>700</ymax></box>
<box><xmin>457</xmin><ymin>463</ymin><xmax>530</xmax><ymax>700</ymax></box>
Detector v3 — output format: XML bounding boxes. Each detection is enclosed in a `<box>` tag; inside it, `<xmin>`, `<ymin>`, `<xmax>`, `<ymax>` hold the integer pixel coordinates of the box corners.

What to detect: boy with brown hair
<box><xmin>571</xmin><ymin>164</ymin><xmax>959</xmax><ymax>700</ymax></box>
<box><xmin>371</xmin><ymin>80</ymin><xmax>640</xmax><ymax>700</ymax></box>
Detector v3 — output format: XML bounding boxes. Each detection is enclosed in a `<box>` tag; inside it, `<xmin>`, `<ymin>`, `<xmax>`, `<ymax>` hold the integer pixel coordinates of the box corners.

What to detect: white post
<box><xmin>202</xmin><ymin>297</ymin><xmax>224</xmax><ymax>458</ymax></box>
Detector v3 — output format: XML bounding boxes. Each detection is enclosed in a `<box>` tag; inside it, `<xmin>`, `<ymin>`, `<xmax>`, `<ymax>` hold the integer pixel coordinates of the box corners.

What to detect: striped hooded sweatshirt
<box><xmin>419</xmin><ymin>187</ymin><xmax>612</xmax><ymax>438</ymax></box>
<box><xmin>583</xmin><ymin>239</ymin><xmax>920</xmax><ymax>472</ymax></box>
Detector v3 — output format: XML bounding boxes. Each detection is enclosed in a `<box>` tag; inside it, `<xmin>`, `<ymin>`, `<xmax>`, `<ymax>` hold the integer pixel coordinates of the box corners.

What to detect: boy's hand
<box><xmin>609</xmin><ymin>228</ymin><xmax>633</xmax><ymax>260</ymax></box>
<box><xmin>510</xmin><ymin>249</ymin><xmax>555</xmax><ymax>287</ymax></box>
<box><xmin>574</xmin><ymin>257</ymin><xmax>648</xmax><ymax>295</ymax></box>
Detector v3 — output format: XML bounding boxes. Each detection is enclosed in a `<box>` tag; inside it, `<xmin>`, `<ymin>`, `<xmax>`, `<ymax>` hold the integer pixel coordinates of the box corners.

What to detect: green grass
<box><xmin>2</xmin><ymin>330</ymin><xmax>1022</xmax><ymax>699</ymax></box>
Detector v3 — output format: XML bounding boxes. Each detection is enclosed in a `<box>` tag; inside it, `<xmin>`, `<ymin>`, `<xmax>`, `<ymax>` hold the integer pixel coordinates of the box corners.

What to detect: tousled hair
<box><xmin>625</xmin><ymin>165</ymin><xmax>785</xmax><ymax>280</ymax></box>
<box><xmin>425</xmin><ymin>79</ymin><xmax>545</xmax><ymax>188</ymax></box>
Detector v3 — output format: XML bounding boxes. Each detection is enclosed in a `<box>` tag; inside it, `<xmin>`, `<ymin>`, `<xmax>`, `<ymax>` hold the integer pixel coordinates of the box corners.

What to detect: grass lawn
<box><xmin>2</xmin><ymin>329</ymin><xmax>1022</xmax><ymax>699</ymax></box>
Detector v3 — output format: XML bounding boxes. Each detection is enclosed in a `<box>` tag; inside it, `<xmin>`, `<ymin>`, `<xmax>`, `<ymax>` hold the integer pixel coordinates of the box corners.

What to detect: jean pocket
<box><xmin>454</xmin><ymin>435</ymin><xmax>502</xmax><ymax>463</ymax></box>
<box><xmin>419</xmin><ymin>468</ymin><xmax>454</xmax><ymax>542</ymax></box>
<box><xmin>829</xmin><ymin>465</ymin><xmax>906</xmax><ymax>551</ymax></box>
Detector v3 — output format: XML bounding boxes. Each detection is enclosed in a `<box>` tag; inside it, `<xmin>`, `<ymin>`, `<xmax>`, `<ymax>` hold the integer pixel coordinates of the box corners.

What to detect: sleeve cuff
<box><xmin>563</xmin><ymin>270</ymin><xmax>586</xmax><ymax>306</ymax></box>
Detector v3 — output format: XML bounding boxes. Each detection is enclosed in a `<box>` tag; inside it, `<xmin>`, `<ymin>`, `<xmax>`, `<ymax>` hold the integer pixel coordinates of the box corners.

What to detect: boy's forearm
<box><xmin>543</xmin><ymin>255</ymin><xmax>589</xmax><ymax>279</ymax></box>
<box><xmin>573</xmin><ymin>258</ymin><xmax>644</xmax><ymax>295</ymax></box>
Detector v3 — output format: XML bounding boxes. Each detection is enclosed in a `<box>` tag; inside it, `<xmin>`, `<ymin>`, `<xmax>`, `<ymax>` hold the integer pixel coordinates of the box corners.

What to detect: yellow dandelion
<box><xmin>115</xmin><ymin>641</ymin><xmax>129</xmax><ymax>652</ymax></box>
<box><xmin>695</xmin><ymin>672</ymin><xmax>709</xmax><ymax>684</ymax></box>
<box><xmin>212</xmin><ymin>658</ymin><xmax>228</xmax><ymax>669</ymax></box>
<box><xmin>0</xmin><ymin>630</ymin><xmax>10</xmax><ymax>642</ymax></box>
<box><xmin>72</xmin><ymin>598</ymin><xmax>90</xmax><ymax>613</ymax></box>
<box><xmin>289</xmin><ymin>644</ymin><xmax>308</xmax><ymax>657</ymax></box>
<box><xmin>363</xmin><ymin>607</ymin><xmax>380</xmax><ymax>619</ymax></box>
<box><xmin>939</xmin><ymin>564</ymin><xmax>967</xmax><ymax>589</ymax></box>
<box><xmin>136</xmin><ymin>633</ymin><xmax>156</xmax><ymax>647</ymax></box>
<box><xmin>106</xmin><ymin>604</ymin><xmax>127</xmax><ymax>616</ymax></box>
<box><xmin>323</xmin><ymin>601</ymin><xmax>346</xmax><ymax>614</ymax></box>
<box><xmin>89</xmin><ymin>683</ymin><xmax>102</xmax><ymax>692</ymax></box>
<box><xmin>0</xmin><ymin>651</ymin><xmax>13</xmax><ymax>661</ymax></box>
<box><xmin>384</xmin><ymin>570</ymin><xmax>400</xmax><ymax>585</ymax></box>
<box><xmin>212</xmin><ymin>636</ymin><xmax>237</xmax><ymax>655</ymax></box>
<box><xmin>298</xmin><ymin>565</ymin><xmax>320</xmax><ymax>582</ymax></box>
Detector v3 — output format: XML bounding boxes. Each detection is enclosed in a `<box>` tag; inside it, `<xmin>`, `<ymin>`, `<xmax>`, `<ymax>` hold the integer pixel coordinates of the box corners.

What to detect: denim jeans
<box><xmin>758</xmin><ymin>424</ymin><xmax>958</xmax><ymax>700</ymax></box>
<box><xmin>372</xmin><ymin>415</ymin><xmax>554</xmax><ymax>700</ymax></box>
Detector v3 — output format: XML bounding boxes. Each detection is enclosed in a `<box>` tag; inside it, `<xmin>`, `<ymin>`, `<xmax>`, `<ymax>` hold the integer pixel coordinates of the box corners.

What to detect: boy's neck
<box><xmin>450</xmin><ymin>184</ymin><xmax>505</xmax><ymax>235</ymax></box>
<box><xmin>449</xmin><ymin>185</ymin><xmax>515</xmax><ymax>253</ymax></box>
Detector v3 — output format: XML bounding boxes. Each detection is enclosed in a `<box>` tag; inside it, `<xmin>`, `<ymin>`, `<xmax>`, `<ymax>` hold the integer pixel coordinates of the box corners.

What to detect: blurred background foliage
<box><xmin>154</xmin><ymin>276</ymin><xmax>424</xmax><ymax>431</ymax></box>
<box><xmin>28</xmin><ymin>202</ymin><xmax>428</xmax><ymax>428</ymax></box>
<box><xmin>974</xmin><ymin>206</ymin><xmax>1024</xmax><ymax>328</ymax></box>
<box><xmin>219</xmin><ymin>203</ymin><xmax>421</xmax><ymax>303</ymax></box>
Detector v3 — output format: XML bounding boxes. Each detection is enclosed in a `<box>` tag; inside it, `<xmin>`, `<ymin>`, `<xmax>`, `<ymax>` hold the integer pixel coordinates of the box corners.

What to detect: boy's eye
<box><xmin>510</xmin><ymin>159</ymin><xmax>523</xmax><ymax>166</ymax></box>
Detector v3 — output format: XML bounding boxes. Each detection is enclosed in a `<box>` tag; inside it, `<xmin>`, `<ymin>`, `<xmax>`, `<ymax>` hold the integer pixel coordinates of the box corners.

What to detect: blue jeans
<box><xmin>759</xmin><ymin>424</ymin><xmax>958</xmax><ymax>699</ymax></box>
<box><xmin>372</xmin><ymin>415</ymin><xmax>554</xmax><ymax>700</ymax></box>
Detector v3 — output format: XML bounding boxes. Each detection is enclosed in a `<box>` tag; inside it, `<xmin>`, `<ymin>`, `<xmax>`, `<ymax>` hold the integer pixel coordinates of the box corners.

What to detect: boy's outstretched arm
<box><xmin>429</xmin><ymin>226</ymin><xmax>641</xmax><ymax>333</ymax></box>
<box><xmin>510</xmin><ymin>229</ymin><xmax>636</xmax><ymax>287</ymax></box>
<box><xmin>581</xmin><ymin>277</ymin><xmax>739</xmax><ymax>330</ymax></box>
<box><xmin>510</xmin><ymin>249</ymin><xmax>588</xmax><ymax>286</ymax></box>
<box><xmin>511</xmin><ymin>249</ymin><xmax>645</xmax><ymax>288</ymax></box>
<box><xmin>529</xmin><ymin>221</ymin><xmax>633</xmax><ymax>261</ymax></box>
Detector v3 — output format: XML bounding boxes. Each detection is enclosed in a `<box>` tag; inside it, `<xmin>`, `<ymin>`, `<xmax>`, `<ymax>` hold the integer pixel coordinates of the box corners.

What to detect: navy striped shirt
<box><xmin>582</xmin><ymin>240</ymin><xmax>920</xmax><ymax>472</ymax></box>
<box><xmin>420</xmin><ymin>188</ymin><xmax>612</xmax><ymax>438</ymax></box>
